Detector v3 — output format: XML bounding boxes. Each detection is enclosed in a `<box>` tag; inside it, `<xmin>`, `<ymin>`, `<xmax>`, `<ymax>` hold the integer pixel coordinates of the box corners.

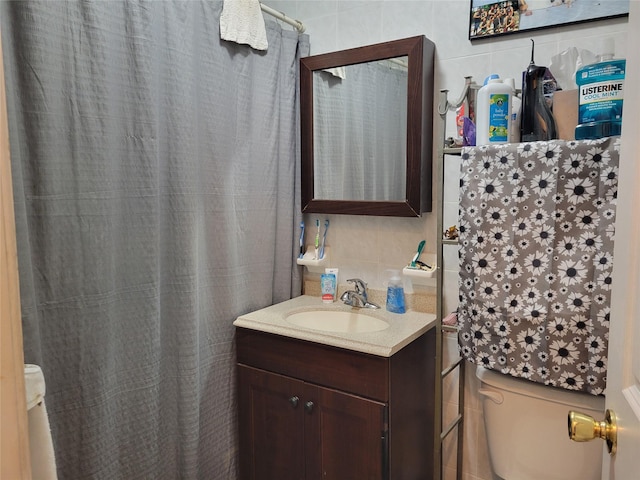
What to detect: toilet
<box><xmin>25</xmin><ymin>364</ymin><xmax>58</xmax><ymax>480</ymax></box>
<box><xmin>476</xmin><ymin>366</ymin><xmax>605</xmax><ymax>480</ymax></box>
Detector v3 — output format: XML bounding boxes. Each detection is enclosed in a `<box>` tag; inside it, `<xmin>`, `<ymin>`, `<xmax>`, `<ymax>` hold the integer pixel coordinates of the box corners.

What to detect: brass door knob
<box><xmin>568</xmin><ymin>409</ymin><xmax>617</xmax><ymax>455</ymax></box>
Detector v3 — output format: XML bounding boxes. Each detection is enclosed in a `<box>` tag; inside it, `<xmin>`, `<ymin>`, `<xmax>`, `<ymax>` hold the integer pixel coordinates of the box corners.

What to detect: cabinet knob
<box><xmin>288</xmin><ymin>396</ymin><xmax>299</xmax><ymax>408</ymax></box>
<box><xmin>305</xmin><ymin>401</ymin><xmax>314</xmax><ymax>413</ymax></box>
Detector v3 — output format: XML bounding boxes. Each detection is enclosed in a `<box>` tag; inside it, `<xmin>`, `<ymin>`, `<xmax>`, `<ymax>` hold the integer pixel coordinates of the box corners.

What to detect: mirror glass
<box><xmin>312</xmin><ymin>57</ymin><xmax>408</xmax><ymax>202</ymax></box>
<box><xmin>300</xmin><ymin>36</ymin><xmax>434</xmax><ymax>217</ymax></box>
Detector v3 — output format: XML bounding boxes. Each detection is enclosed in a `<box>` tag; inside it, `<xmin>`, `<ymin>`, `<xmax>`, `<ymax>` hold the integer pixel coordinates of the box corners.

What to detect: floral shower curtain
<box><xmin>1</xmin><ymin>1</ymin><xmax>308</xmax><ymax>478</ymax></box>
<box><xmin>457</xmin><ymin>137</ymin><xmax>619</xmax><ymax>395</ymax></box>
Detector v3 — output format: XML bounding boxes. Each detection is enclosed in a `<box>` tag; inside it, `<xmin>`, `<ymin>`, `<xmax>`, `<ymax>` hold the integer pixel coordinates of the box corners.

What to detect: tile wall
<box><xmin>266</xmin><ymin>1</ymin><xmax>629</xmax><ymax>479</ymax></box>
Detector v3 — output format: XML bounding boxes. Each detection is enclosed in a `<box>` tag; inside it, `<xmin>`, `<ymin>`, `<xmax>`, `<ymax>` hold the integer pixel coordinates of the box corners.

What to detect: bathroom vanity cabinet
<box><xmin>236</xmin><ymin>327</ymin><xmax>435</xmax><ymax>480</ymax></box>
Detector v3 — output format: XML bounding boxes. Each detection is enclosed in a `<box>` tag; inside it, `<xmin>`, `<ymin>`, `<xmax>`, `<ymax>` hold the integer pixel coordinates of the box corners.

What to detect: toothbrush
<box><xmin>319</xmin><ymin>219</ymin><xmax>329</xmax><ymax>259</ymax></box>
<box><xmin>410</xmin><ymin>240</ymin><xmax>426</xmax><ymax>268</ymax></box>
<box><xmin>314</xmin><ymin>219</ymin><xmax>320</xmax><ymax>259</ymax></box>
<box><xmin>299</xmin><ymin>221</ymin><xmax>305</xmax><ymax>259</ymax></box>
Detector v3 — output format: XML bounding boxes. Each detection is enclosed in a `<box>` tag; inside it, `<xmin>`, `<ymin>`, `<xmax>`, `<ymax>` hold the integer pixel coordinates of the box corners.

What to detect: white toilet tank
<box><xmin>476</xmin><ymin>366</ymin><xmax>605</xmax><ymax>480</ymax></box>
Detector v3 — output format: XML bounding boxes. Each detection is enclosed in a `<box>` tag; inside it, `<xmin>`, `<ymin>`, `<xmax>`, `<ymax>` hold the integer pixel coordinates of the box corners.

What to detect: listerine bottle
<box><xmin>575</xmin><ymin>39</ymin><xmax>625</xmax><ymax>140</ymax></box>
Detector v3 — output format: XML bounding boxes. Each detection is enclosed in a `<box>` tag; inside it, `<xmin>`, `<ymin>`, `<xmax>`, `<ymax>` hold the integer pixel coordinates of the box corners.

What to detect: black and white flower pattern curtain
<box><xmin>457</xmin><ymin>137</ymin><xmax>619</xmax><ymax>395</ymax></box>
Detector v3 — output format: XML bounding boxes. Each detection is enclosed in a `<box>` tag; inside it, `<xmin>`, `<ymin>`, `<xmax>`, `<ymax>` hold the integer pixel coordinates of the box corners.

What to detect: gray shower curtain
<box><xmin>1</xmin><ymin>1</ymin><xmax>308</xmax><ymax>478</ymax></box>
<box><xmin>313</xmin><ymin>60</ymin><xmax>407</xmax><ymax>201</ymax></box>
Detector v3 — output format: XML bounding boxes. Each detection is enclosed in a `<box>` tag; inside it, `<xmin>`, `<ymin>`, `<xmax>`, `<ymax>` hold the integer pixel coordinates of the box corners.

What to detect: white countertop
<box><xmin>233</xmin><ymin>295</ymin><xmax>436</xmax><ymax>357</ymax></box>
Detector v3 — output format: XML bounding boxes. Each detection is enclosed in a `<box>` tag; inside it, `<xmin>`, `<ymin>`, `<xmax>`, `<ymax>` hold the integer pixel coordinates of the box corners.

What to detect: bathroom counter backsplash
<box><xmin>304</xmin><ymin>279</ymin><xmax>436</xmax><ymax>314</ymax></box>
<box><xmin>233</xmin><ymin>294</ymin><xmax>436</xmax><ymax>357</ymax></box>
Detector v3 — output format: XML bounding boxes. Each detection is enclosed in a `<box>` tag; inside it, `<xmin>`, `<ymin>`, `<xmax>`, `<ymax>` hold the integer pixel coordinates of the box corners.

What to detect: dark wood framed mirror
<box><xmin>300</xmin><ymin>36</ymin><xmax>434</xmax><ymax>217</ymax></box>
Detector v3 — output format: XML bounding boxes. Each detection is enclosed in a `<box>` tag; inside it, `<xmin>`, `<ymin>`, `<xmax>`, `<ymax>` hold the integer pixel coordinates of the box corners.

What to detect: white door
<box><xmin>600</xmin><ymin>2</ymin><xmax>640</xmax><ymax>478</ymax></box>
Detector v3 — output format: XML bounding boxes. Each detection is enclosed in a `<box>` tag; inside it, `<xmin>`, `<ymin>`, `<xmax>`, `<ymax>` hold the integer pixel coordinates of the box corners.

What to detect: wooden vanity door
<box><xmin>304</xmin><ymin>384</ymin><xmax>387</xmax><ymax>480</ymax></box>
<box><xmin>237</xmin><ymin>365</ymin><xmax>305</xmax><ymax>480</ymax></box>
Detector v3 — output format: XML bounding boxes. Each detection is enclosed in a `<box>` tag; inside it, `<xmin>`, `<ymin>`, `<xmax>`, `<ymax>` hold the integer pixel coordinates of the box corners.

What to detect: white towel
<box><xmin>25</xmin><ymin>364</ymin><xmax>58</xmax><ymax>480</ymax></box>
<box><xmin>220</xmin><ymin>0</ymin><xmax>268</xmax><ymax>51</ymax></box>
<box><xmin>322</xmin><ymin>67</ymin><xmax>346</xmax><ymax>80</ymax></box>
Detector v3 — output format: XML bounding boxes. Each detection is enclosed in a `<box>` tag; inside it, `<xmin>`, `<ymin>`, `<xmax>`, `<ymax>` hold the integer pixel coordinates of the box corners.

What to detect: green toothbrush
<box><xmin>410</xmin><ymin>240</ymin><xmax>426</xmax><ymax>268</ymax></box>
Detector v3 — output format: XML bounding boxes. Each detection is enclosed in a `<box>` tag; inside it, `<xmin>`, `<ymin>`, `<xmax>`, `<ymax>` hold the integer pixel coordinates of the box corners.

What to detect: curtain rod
<box><xmin>260</xmin><ymin>3</ymin><xmax>305</xmax><ymax>33</ymax></box>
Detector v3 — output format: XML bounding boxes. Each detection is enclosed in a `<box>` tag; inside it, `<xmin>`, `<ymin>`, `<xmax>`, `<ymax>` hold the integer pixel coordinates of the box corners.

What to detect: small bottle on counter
<box><xmin>321</xmin><ymin>269</ymin><xmax>337</xmax><ymax>303</ymax></box>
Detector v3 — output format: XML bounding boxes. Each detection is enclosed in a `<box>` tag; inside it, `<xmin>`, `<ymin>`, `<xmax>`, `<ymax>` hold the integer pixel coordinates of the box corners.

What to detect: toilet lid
<box><xmin>476</xmin><ymin>365</ymin><xmax>604</xmax><ymax>411</ymax></box>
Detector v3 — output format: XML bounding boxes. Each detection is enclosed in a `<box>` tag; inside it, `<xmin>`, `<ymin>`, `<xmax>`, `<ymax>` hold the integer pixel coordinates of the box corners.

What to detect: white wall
<box><xmin>274</xmin><ymin>0</ymin><xmax>629</xmax><ymax>294</ymax></box>
<box><xmin>266</xmin><ymin>1</ymin><xmax>630</xmax><ymax>479</ymax></box>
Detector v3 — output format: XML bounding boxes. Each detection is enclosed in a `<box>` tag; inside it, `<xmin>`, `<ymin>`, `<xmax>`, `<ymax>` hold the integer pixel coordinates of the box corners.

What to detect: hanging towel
<box><xmin>443</xmin><ymin>311</ymin><xmax>458</xmax><ymax>326</ymax></box>
<box><xmin>322</xmin><ymin>67</ymin><xmax>347</xmax><ymax>80</ymax></box>
<box><xmin>220</xmin><ymin>0</ymin><xmax>268</xmax><ymax>51</ymax></box>
<box><xmin>457</xmin><ymin>138</ymin><xmax>620</xmax><ymax>396</ymax></box>
<box><xmin>25</xmin><ymin>364</ymin><xmax>58</xmax><ymax>480</ymax></box>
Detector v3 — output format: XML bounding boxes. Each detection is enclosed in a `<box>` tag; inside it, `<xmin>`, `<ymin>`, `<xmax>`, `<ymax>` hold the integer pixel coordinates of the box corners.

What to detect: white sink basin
<box><xmin>285</xmin><ymin>310</ymin><xmax>390</xmax><ymax>333</ymax></box>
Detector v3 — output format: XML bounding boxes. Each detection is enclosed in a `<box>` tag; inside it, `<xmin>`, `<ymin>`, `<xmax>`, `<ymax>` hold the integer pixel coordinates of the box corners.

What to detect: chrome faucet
<box><xmin>340</xmin><ymin>278</ymin><xmax>380</xmax><ymax>309</ymax></box>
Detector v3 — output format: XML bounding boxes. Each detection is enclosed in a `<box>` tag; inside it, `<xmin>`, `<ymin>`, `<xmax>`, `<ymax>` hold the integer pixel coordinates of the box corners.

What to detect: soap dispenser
<box><xmin>386</xmin><ymin>270</ymin><xmax>406</xmax><ymax>314</ymax></box>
